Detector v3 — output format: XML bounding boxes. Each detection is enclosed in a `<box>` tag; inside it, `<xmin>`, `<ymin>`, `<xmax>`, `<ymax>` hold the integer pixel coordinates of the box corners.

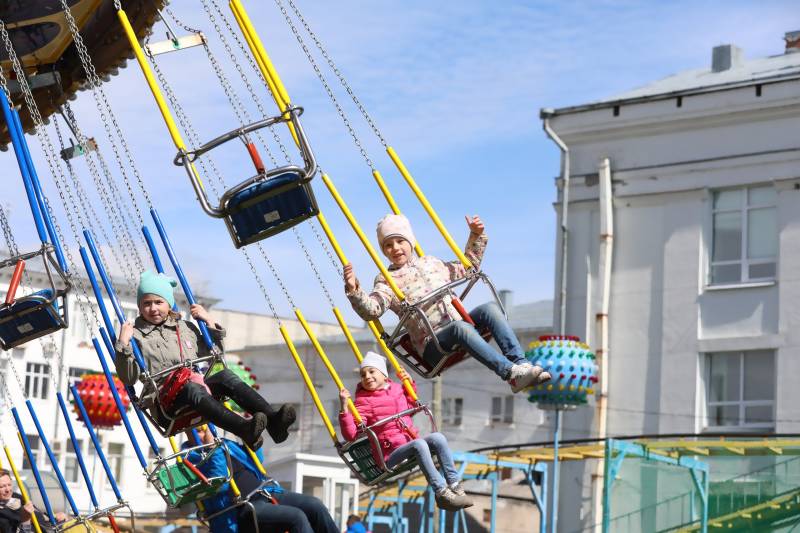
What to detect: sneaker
<box><xmin>244</xmin><ymin>412</ymin><xmax>268</xmax><ymax>450</ymax></box>
<box><xmin>508</xmin><ymin>364</ymin><xmax>538</xmax><ymax>393</ymax></box>
<box><xmin>449</xmin><ymin>483</ymin><xmax>474</xmax><ymax>508</ymax></box>
<box><xmin>536</xmin><ymin>370</ymin><xmax>552</xmax><ymax>385</ymax></box>
<box><xmin>267</xmin><ymin>404</ymin><xmax>297</xmax><ymax>444</ymax></box>
<box><xmin>435</xmin><ymin>487</ymin><xmax>472</xmax><ymax>511</ymax></box>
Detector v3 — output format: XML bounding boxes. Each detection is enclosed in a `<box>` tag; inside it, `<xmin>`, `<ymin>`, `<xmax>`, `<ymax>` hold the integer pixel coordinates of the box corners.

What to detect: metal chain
<box><xmin>193</xmin><ymin>36</ymin><xmax>341</xmax><ymax>308</ymax></box>
<box><xmin>0</xmin><ymin>14</ymin><xmax>141</xmax><ymax>291</ymax></box>
<box><xmin>59</xmin><ymin>0</ymin><xmax>154</xmax><ymax>212</ymax></box>
<box><xmin>0</xmin><ymin>20</ymin><xmax>109</xmax><ymax>333</ymax></box>
<box><xmin>201</xmin><ymin>0</ymin><xmax>343</xmax><ymax>280</ymax></box>
<box><xmin>0</xmin><ymin>204</ymin><xmax>20</xmax><ymax>256</ymax></box>
<box><xmin>272</xmin><ymin>0</ymin><xmax>376</xmax><ymax>169</ymax></box>
<box><xmin>283</xmin><ymin>0</ymin><xmax>388</xmax><ymax>148</ymax></box>
<box><xmin>145</xmin><ymin>47</ymin><xmax>287</xmax><ymax>323</ymax></box>
<box><xmin>53</xmin><ymin>115</ymin><xmax>133</xmax><ymax>284</ymax></box>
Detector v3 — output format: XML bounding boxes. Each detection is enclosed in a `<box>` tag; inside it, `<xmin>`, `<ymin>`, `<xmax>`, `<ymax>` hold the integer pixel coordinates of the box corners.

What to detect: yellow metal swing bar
<box><xmin>3</xmin><ymin>444</ymin><xmax>43</xmax><ymax>533</ymax></box>
<box><xmin>227</xmin><ymin>0</ymin><xmax>419</xmax><ymax>400</ymax></box>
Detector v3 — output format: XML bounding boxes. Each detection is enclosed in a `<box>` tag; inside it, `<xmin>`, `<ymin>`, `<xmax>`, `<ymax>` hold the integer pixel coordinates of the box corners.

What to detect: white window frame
<box><xmin>442</xmin><ymin>398</ymin><xmax>463</xmax><ymax>427</ymax></box>
<box><xmin>709</xmin><ymin>185</ymin><xmax>777</xmax><ymax>286</ymax></box>
<box><xmin>705</xmin><ymin>350</ymin><xmax>775</xmax><ymax>431</ymax></box>
<box><xmin>24</xmin><ymin>362</ymin><xmax>50</xmax><ymax>400</ymax></box>
<box><xmin>67</xmin><ymin>367</ymin><xmax>94</xmax><ymax>386</ymax></box>
<box><xmin>107</xmin><ymin>442</ymin><xmax>125</xmax><ymax>488</ymax></box>
<box><xmin>490</xmin><ymin>396</ymin><xmax>514</xmax><ymax>425</ymax></box>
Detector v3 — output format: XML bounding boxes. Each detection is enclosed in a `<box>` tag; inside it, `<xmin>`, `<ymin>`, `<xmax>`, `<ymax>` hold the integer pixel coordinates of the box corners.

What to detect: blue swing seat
<box><xmin>0</xmin><ymin>288</ymin><xmax>65</xmax><ymax>350</ymax></box>
<box><xmin>225</xmin><ymin>170</ymin><xmax>319</xmax><ymax>248</ymax></box>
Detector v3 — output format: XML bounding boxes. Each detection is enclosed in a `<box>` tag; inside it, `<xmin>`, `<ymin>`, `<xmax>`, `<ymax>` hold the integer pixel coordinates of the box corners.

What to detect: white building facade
<box><xmin>542</xmin><ymin>35</ymin><xmax>800</xmax><ymax>531</ymax></box>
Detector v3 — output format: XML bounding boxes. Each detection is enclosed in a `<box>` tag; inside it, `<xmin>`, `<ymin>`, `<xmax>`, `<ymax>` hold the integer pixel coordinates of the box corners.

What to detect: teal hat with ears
<box><xmin>137</xmin><ymin>270</ymin><xmax>178</xmax><ymax>308</ymax></box>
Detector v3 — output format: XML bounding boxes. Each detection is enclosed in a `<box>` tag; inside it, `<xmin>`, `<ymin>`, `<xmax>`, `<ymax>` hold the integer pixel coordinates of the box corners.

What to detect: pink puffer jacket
<box><xmin>339</xmin><ymin>379</ymin><xmax>419</xmax><ymax>463</ymax></box>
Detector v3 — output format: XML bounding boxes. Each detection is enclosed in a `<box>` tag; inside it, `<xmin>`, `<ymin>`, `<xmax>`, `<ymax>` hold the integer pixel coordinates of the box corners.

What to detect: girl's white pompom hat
<box><xmin>376</xmin><ymin>213</ymin><xmax>416</xmax><ymax>249</ymax></box>
<box><xmin>360</xmin><ymin>351</ymin><xmax>388</xmax><ymax>377</ymax></box>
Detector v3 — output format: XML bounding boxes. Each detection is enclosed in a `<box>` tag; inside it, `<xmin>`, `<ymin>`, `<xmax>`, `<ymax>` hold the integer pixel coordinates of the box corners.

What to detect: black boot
<box><xmin>266</xmin><ymin>404</ymin><xmax>296</xmax><ymax>444</ymax></box>
<box><xmin>194</xmin><ymin>394</ymin><xmax>267</xmax><ymax>449</ymax></box>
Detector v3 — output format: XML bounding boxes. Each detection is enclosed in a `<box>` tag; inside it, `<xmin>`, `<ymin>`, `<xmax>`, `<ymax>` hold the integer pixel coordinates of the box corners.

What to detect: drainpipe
<box><xmin>593</xmin><ymin>158</ymin><xmax>614</xmax><ymax>532</ymax></box>
<box><xmin>540</xmin><ymin>108</ymin><xmax>570</xmax><ymax>335</ymax></box>
<box><xmin>541</xmin><ymin>108</ymin><xmax>570</xmax><ymax>533</ymax></box>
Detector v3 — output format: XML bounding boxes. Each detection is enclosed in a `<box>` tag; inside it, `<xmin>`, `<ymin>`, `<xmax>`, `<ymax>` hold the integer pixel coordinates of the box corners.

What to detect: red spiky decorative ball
<box><xmin>72</xmin><ymin>373</ymin><xmax>130</xmax><ymax>428</ymax></box>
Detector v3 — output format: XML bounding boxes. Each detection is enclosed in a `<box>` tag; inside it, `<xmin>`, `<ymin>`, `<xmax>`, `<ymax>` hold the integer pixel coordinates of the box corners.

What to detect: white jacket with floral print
<box><xmin>346</xmin><ymin>232</ymin><xmax>488</xmax><ymax>354</ymax></box>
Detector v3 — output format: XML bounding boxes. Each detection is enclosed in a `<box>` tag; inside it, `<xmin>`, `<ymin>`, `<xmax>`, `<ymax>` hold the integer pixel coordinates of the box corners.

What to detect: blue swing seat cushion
<box><xmin>0</xmin><ymin>289</ymin><xmax>60</xmax><ymax>343</ymax></box>
<box><xmin>226</xmin><ymin>171</ymin><xmax>317</xmax><ymax>242</ymax></box>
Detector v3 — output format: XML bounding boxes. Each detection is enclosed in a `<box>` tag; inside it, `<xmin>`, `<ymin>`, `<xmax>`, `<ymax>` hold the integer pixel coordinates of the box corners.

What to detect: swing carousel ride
<box><xmin>0</xmin><ymin>1</ymin><xmax>577</xmax><ymax>531</ymax></box>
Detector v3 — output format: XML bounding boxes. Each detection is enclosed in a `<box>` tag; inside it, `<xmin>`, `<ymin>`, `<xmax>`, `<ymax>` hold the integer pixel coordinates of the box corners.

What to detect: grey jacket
<box><xmin>114</xmin><ymin>315</ymin><xmax>225</xmax><ymax>387</ymax></box>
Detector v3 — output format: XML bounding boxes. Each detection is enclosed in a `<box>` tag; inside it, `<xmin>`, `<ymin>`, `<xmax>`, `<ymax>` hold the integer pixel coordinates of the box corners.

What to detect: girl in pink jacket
<box><xmin>339</xmin><ymin>352</ymin><xmax>472</xmax><ymax>511</ymax></box>
<box><xmin>344</xmin><ymin>214</ymin><xmax>550</xmax><ymax>393</ymax></box>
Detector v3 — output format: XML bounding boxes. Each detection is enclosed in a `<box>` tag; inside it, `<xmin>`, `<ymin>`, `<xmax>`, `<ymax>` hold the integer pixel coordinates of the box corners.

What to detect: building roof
<box><xmin>549</xmin><ymin>47</ymin><xmax>800</xmax><ymax>115</ymax></box>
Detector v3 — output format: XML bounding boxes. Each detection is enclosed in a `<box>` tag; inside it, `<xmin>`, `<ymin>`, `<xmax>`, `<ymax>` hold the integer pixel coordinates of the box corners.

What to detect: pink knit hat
<box><xmin>376</xmin><ymin>214</ymin><xmax>416</xmax><ymax>249</ymax></box>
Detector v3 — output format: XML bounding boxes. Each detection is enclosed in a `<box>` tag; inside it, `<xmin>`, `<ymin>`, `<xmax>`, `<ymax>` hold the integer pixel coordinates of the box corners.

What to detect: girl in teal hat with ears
<box><xmin>114</xmin><ymin>271</ymin><xmax>296</xmax><ymax>450</ymax></box>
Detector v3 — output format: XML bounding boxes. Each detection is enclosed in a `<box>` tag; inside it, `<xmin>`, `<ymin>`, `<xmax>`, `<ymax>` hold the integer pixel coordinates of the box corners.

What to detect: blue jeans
<box><xmin>238</xmin><ymin>491</ymin><xmax>339</xmax><ymax>533</ymax></box>
<box><xmin>386</xmin><ymin>432</ymin><xmax>459</xmax><ymax>492</ymax></box>
<box><xmin>423</xmin><ymin>302</ymin><xmax>526</xmax><ymax>380</ymax></box>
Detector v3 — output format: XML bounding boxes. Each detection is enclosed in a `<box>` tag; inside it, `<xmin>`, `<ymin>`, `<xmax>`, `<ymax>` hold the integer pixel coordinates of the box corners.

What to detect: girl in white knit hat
<box><xmin>344</xmin><ymin>213</ymin><xmax>550</xmax><ymax>393</ymax></box>
<box><xmin>338</xmin><ymin>352</ymin><xmax>472</xmax><ymax>511</ymax></box>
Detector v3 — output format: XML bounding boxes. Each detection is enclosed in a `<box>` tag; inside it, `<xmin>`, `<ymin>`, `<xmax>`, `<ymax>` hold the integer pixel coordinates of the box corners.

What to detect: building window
<box><xmin>710</xmin><ymin>186</ymin><xmax>777</xmax><ymax>284</ymax></box>
<box><xmin>107</xmin><ymin>443</ymin><xmax>125</xmax><ymax>486</ymax></box>
<box><xmin>22</xmin><ymin>434</ymin><xmax>40</xmax><ymax>470</ymax></box>
<box><xmin>706</xmin><ymin>350</ymin><xmax>775</xmax><ymax>430</ymax></box>
<box><xmin>442</xmin><ymin>398</ymin><xmax>463</xmax><ymax>426</ymax></box>
<box><xmin>57</xmin><ymin>440</ymin><xmax>83</xmax><ymax>483</ymax></box>
<box><xmin>68</xmin><ymin>367</ymin><xmax>94</xmax><ymax>386</ymax></box>
<box><xmin>490</xmin><ymin>396</ymin><xmax>514</xmax><ymax>424</ymax></box>
<box><xmin>24</xmin><ymin>363</ymin><xmax>50</xmax><ymax>400</ymax></box>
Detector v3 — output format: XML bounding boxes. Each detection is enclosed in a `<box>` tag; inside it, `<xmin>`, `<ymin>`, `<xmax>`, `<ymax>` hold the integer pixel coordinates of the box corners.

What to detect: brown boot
<box><xmin>266</xmin><ymin>404</ymin><xmax>296</xmax><ymax>444</ymax></box>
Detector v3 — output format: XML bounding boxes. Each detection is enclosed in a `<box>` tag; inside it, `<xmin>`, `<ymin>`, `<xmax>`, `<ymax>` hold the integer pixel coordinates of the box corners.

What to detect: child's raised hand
<box><xmin>396</xmin><ymin>367</ymin><xmax>411</xmax><ymax>382</ymax></box>
<box><xmin>339</xmin><ymin>388</ymin><xmax>351</xmax><ymax>409</ymax></box>
<box><xmin>190</xmin><ymin>304</ymin><xmax>212</xmax><ymax>324</ymax></box>
<box><xmin>119</xmin><ymin>321</ymin><xmax>134</xmax><ymax>346</ymax></box>
<box><xmin>343</xmin><ymin>263</ymin><xmax>359</xmax><ymax>293</ymax></box>
<box><xmin>466</xmin><ymin>215</ymin><xmax>484</xmax><ymax>235</ymax></box>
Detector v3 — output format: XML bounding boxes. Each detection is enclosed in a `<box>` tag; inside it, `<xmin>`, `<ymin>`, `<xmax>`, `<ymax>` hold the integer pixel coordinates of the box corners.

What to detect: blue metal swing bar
<box><xmin>0</xmin><ymin>89</ymin><xmax>71</xmax><ymax>351</ymax></box>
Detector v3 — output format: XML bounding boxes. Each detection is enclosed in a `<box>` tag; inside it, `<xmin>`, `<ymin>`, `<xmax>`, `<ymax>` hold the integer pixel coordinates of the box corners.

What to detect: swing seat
<box><xmin>153</xmin><ymin>460</ymin><xmax>229</xmax><ymax>508</ymax></box>
<box><xmin>0</xmin><ymin>288</ymin><xmax>66</xmax><ymax>350</ymax></box>
<box><xmin>175</xmin><ymin>107</ymin><xmax>319</xmax><ymax>249</ymax></box>
<box><xmin>151</xmin><ymin>403</ymin><xmax>207</xmax><ymax>438</ymax></box>
<box><xmin>393</xmin><ymin>326</ymin><xmax>493</xmax><ymax>379</ymax></box>
<box><xmin>337</xmin><ymin>405</ymin><xmax>435</xmax><ymax>486</ymax></box>
<box><xmin>225</xmin><ymin>170</ymin><xmax>319</xmax><ymax>248</ymax></box>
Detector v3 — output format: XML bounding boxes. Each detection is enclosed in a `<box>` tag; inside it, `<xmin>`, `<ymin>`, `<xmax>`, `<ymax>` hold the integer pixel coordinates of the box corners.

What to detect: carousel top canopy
<box><xmin>0</xmin><ymin>0</ymin><xmax>164</xmax><ymax>144</ymax></box>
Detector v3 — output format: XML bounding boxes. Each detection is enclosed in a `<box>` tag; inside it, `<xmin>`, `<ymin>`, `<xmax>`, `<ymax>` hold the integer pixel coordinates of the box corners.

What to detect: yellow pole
<box><xmin>332</xmin><ymin>307</ymin><xmax>363</xmax><ymax>362</ymax></box>
<box><xmin>386</xmin><ymin>146</ymin><xmax>472</xmax><ymax>268</ymax></box>
<box><xmin>228</xmin><ymin>2</ymin><xmax>286</xmax><ymax>112</ymax></box>
<box><xmin>116</xmin><ymin>9</ymin><xmax>206</xmax><ymax>191</ymax></box>
<box><xmin>116</xmin><ymin>10</ymin><xmax>186</xmax><ymax>151</ymax></box>
<box><xmin>228</xmin><ymin>0</ymin><xmax>300</xmax><ymax>146</ymax></box>
<box><xmin>295</xmin><ymin>309</ymin><xmax>363</xmax><ymax>424</ymax></box>
<box><xmin>315</xmin><ymin>213</ymin><xmax>348</xmax><ymax>265</ymax></box>
<box><xmin>279</xmin><ymin>325</ymin><xmax>338</xmax><ymax>442</ymax></box>
<box><xmin>244</xmin><ymin>446</ymin><xmax>268</xmax><ymax>477</ymax></box>
<box><xmin>321</xmin><ymin>173</ymin><xmax>405</xmax><ymax>301</ymax></box>
<box><xmin>372</xmin><ymin>169</ymin><xmax>425</xmax><ymax>257</ymax></box>
<box><xmin>3</xmin><ymin>445</ymin><xmax>42</xmax><ymax>533</ymax></box>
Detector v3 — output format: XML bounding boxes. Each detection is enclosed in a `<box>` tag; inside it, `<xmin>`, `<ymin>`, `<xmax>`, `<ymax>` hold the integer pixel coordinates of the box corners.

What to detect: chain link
<box><xmin>201</xmin><ymin>0</ymin><xmax>343</xmax><ymax>284</ymax></box>
<box><xmin>272</xmin><ymin>0</ymin><xmax>376</xmax><ymax>171</ymax></box>
<box><xmin>53</xmin><ymin>113</ymin><xmax>132</xmax><ymax>284</ymax></box>
<box><xmin>59</xmin><ymin>0</ymin><xmax>154</xmax><ymax>213</ymax></box>
<box><xmin>0</xmin><ymin>203</ymin><xmax>20</xmax><ymax>256</ymax></box>
<box><xmin>283</xmin><ymin>0</ymin><xmax>388</xmax><ymax>148</ymax></box>
<box><xmin>145</xmin><ymin>47</ymin><xmax>288</xmax><ymax>323</ymax></box>
<box><xmin>0</xmin><ymin>18</ymin><xmax>109</xmax><ymax>334</ymax></box>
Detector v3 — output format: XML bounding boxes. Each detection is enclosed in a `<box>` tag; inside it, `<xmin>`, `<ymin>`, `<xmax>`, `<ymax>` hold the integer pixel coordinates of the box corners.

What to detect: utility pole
<box><xmin>432</xmin><ymin>376</ymin><xmax>442</xmax><ymax>533</ymax></box>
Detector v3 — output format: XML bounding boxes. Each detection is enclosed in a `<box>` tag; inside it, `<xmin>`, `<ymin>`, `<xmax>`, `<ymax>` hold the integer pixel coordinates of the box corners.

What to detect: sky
<box><xmin>1</xmin><ymin>0</ymin><xmax>797</xmax><ymax>325</ymax></box>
